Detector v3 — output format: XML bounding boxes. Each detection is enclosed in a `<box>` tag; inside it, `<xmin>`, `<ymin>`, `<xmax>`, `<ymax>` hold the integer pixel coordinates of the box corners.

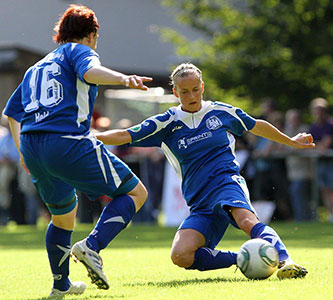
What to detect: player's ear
<box><xmin>201</xmin><ymin>81</ymin><xmax>205</xmax><ymax>93</ymax></box>
<box><xmin>172</xmin><ymin>87</ymin><xmax>179</xmax><ymax>98</ymax></box>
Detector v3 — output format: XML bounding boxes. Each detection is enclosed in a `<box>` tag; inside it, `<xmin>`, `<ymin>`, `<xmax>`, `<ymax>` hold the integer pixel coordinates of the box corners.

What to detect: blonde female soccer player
<box><xmin>95</xmin><ymin>63</ymin><xmax>313</xmax><ymax>279</ymax></box>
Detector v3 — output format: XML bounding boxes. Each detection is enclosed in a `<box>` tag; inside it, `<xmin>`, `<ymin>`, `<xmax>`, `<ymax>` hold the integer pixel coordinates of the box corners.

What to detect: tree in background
<box><xmin>161</xmin><ymin>0</ymin><xmax>333</xmax><ymax>113</ymax></box>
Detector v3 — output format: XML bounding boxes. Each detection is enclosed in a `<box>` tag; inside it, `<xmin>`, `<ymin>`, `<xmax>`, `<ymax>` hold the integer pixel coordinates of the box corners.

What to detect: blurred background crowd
<box><xmin>0</xmin><ymin>95</ymin><xmax>332</xmax><ymax>226</ymax></box>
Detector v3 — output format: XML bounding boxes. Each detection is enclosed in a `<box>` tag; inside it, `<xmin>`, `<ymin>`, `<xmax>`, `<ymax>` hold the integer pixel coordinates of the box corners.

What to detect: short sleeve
<box><xmin>129</xmin><ymin>110</ymin><xmax>174</xmax><ymax>147</ymax></box>
<box><xmin>71</xmin><ymin>44</ymin><xmax>101</xmax><ymax>82</ymax></box>
<box><xmin>232</xmin><ymin>108</ymin><xmax>256</xmax><ymax>135</ymax></box>
<box><xmin>4</xmin><ymin>83</ymin><xmax>25</xmax><ymax>122</ymax></box>
<box><xmin>213</xmin><ymin>101</ymin><xmax>256</xmax><ymax>136</ymax></box>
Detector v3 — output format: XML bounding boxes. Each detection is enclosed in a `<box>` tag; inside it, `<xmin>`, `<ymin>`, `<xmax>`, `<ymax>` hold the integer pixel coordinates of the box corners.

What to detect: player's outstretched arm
<box><xmin>95</xmin><ymin>129</ymin><xmax>132</xmax><ymax>145</ymax></box>
<box><xmin>249</xmin><ymin>119</ymin><xmax>315</xmax><ymax>149</ymax></box>
<box><xmin>84</xmin><ymin>66</ymin><xmax>152</xmax><ymax>90</ymax></box>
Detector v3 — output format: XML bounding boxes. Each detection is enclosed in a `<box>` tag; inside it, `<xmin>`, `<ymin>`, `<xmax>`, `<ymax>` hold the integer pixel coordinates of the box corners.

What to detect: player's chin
<box><xmin>189</xmin><ymin>103</ymin><xmax>201</xmax><ymax>112</ymax></box>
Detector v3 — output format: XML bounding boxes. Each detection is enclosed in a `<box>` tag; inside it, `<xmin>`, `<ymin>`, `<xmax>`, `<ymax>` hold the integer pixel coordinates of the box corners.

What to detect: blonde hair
<box><xmin>170</xmin><ymin>63</ymin><xmax>202</xmax><ymax>88</ymax></box>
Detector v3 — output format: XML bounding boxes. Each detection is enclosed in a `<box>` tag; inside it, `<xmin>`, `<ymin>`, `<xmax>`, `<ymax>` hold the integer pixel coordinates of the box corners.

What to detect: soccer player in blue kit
<box><xmin>4</xmin><ymin>5</ymin><xmax>152</xmax><ymax>297</ymax></box>
<box><xmin>95</xmin><ymin>63</ymin><xmax>315</xmax><ymax>280</ymax></box>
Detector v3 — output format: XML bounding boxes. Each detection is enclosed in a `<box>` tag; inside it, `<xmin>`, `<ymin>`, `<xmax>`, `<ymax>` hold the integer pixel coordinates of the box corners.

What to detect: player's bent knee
<box><xmin>136</xmin><ymin>181</ymin><xmax>148</xmax><ymax>205</ymax></box>
<box><xmin>231</xmin><ymin>207</ymin><xmax>259</xmax><ymax>236</ymax></box>
<box><xmin>51</xmin><ymin>202</ymin><xmax>78</xmax><ymax>231</ymax></box>
<box><xmin>238</xmin><ymin>217</ymin><xmax>258</xmax><ymax>236</ymax></box>
<box><xmin>170</xmin><ymin>250</ymin><xmax>194</xmax><ymax>268</ymax></box>
<box><xmin>127</xmin><ymin>181</ymin><xmax>148</xmax><ymax>211</ymax></box>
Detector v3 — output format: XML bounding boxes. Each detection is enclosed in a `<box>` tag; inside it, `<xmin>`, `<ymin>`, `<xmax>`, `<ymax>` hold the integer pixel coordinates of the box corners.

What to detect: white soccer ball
<box><xmin>237</xmin><ymin>238</ymin><xmax>279</xmax><ymax>280</ymax></box>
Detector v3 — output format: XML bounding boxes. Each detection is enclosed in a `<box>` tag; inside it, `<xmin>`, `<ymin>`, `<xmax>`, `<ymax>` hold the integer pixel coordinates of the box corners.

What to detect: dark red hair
<box><xmin>53</xmin><ymin>4</ymin><xmax>99</xmax><ymax>44</ymax></box>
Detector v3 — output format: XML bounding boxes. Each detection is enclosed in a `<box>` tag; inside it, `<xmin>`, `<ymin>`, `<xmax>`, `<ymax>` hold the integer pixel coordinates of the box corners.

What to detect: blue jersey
<box><xmin>128</xmin><ymin>100</ymin><xmax>256</xmax><ymax>208</ymax></box>
<box><xmin>4</xmin><ymin>43</ymin><xmax>100</xmax><ymax>134</ymax></box>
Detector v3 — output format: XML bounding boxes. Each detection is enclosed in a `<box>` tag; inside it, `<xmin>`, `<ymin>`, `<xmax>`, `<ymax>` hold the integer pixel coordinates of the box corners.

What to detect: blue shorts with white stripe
<box><xmin>20</xmin><ymin>132</ymin><xmax>139</xmax><ymax>215</ymax></box>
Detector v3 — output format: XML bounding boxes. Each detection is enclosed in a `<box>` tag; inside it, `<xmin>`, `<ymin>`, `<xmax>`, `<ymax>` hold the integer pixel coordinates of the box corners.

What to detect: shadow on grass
<box><xmin>123</xmin><ymin>274</ymin><xmax>304</xmax><ymax>289</ymax></box>
<box><xmin>25</xmin><ymin>276</ymin><xmax>284</xmax><ymax>300</ymax></box>
<box><xmin>22</xmin><ymin>278</ymin><xmax>244</xmax><ymax>300</ymax></box>
<box><xmin>0</xmin><ymin>222</ymin><xmax>332</xmax><ymax>250</ymax></box>
<box><xmin>124</xmin><ymin>276</ymin><xmax>248</xmax><ymax>288</ymax></box>
<box><xmin>26</xmin><ymin>294</ymin><xmax>123</xmax><ymax>300</ymax></box>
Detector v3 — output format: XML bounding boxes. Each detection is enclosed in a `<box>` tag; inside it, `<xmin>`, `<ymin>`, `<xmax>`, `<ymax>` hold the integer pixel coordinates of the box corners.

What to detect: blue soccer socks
<box><xmin>45</xmin><ymin>223</ymin><xmax>72</xmax><ymax>291</ymax></box>
<box><xmin>250</xmin><ymin>222</ymin><xmax>289</xmax><ymax>262</ymax></box>
<box><xmin>187</xmin><ymin>247</ymin><xmax>237</xmax><ymax>271</ymax></box>
<box><xmin>86</xmin><ymin>195</ymin><xmax>136</xmax><ymax>252</ymax></box>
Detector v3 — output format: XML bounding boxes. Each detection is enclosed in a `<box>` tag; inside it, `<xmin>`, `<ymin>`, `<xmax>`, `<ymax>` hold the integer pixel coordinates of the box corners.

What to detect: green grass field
<box><xmin>0</xmin><ymin>222</ymin><xmax>332</xmax><ymax>300</ymax></box>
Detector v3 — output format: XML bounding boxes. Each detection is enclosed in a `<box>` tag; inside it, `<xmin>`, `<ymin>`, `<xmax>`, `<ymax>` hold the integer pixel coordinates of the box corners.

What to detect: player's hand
<box><xmin>290</xmin><ymin>133</ymin><xmax>315</xmax><ymax>149</ymax></box>
<box><xmin>122</xmin><ymin>75</ymin><xmax>153</xmax><ymax>91</ymax></box>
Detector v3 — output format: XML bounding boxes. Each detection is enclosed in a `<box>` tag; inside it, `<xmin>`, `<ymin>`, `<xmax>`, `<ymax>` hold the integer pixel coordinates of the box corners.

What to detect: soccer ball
<box><xmin>237</xmin><ymin>238</ymin><xmax>279</xmax><ymax>280</ymax></box>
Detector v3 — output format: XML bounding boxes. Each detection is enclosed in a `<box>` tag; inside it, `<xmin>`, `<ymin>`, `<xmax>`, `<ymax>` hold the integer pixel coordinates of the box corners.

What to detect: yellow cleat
<box><xmin>277</xmin><ymin>261</ymin><xmax>308</xmax><ymax>279</ymax></box>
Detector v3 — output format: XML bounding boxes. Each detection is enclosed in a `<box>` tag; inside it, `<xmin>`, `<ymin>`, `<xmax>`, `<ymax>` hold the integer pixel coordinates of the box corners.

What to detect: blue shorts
<box><xmin>179</xmin><ymin>173</ymin><xmax>257</xmax><ymax>249</ymax></box>
<box><xmin>20</xmin><ymin>132</ymin><xmax>139</xmax><ymax>215</ymax></box>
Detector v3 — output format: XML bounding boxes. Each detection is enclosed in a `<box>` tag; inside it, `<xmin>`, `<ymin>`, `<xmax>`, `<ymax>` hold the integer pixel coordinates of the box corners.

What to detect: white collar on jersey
<box><xmin>175</xmin><ymin>100</ymin><xmax>211</xmax><ymax>129</ymax></box>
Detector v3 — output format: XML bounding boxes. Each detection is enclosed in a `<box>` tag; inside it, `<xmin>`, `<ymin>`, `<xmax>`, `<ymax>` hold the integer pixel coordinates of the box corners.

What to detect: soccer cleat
<box><xmin>276</xmin><ymin>260</ymin><xmax>308</xmax><ymax>279</ymax></box>
<box><xmin>71</xmin><ymin>239</ymin><xmax>110</xmax><ymax>289</ymax></box>
<box><xmin>49</xmin><ymin>281</ymin><xmax>86</xmax><ymax>297</ymax></box>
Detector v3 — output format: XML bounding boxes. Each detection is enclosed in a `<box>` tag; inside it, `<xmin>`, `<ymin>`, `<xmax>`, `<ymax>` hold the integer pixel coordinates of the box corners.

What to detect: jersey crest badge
<box><xmin>206</xmin><ymin>116</ymin><xmax>222</xmax><ymax>130</ymax></box>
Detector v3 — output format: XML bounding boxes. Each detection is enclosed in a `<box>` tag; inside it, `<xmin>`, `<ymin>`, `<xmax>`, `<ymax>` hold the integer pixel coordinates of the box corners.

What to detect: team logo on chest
<box><xmin>177</xmin><ymin>131</ymin><xmax>213</xmax><ymax>150</ymax></box>
<box><xmin>178</xmin><ymin>137</ymin><xmax>187</xmax><ymax>149</ymax></box>
<box><xmin>206</xmin><ymin>116</ymin><xmax>222</xmax><ymax>130</ymax></box>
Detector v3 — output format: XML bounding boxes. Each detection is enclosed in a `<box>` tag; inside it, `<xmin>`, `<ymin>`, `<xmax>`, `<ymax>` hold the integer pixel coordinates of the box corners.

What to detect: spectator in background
<box><xmin>284</xmin><ymin>109</ymin><xmax>313</xmax><ymax>221</ymax></box>
<box><xmin>0</xmin><ymin>122</ymin><xmax>6</xmax><ymax>137</ymax></box>
<box><xmin>309</xmin><ymin>98</ymin><xmax>333</xmax><ymax>222</ymax></box>
<box><xmin>251</xmin><ymin>111</ymin><xmax>291</xmax><ymax>220</ymax></box>
<box><xmin>17</xmin><ymin>164</ymin><xmax>41</xmax><ymax>225</ymax></box>
<box><xmin>0</xmin><ymin>114</ymin><xmax>41</xmax><ymax>225</ymax></box>
<box><xmin>0</xmin><ymin>116</ymin><xmax>20</xmax><ymax>225</ymax></box>
<box><xmin>258</xmin><ymin>97</ymin><xmax>277</xmax><ymax>121</ymax></box>
<box><xmin>244</xmin><ymin>97</ymin><xmax>277</xmax><ymax>199</ymax></box>
<box><xmin>131</xmin><ymin>147</ymin><xmax>165</xmax><ymax>223</ymax></box>
<box><xmin>95</xmin><ymin>116</ymin><xmax>112</xmax><ymax>131</ymax></box>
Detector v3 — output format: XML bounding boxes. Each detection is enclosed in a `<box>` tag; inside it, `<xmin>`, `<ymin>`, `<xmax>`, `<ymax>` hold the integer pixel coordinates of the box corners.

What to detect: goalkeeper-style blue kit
<box><xmin>4</xmin><ymin>43</ymin><xmax>139</xmax><ymax>215</ymax></box>
<box><xmin>128</xmin><ymin>100</ymin><xmax>257</xmax><ymax>248</ymax></box>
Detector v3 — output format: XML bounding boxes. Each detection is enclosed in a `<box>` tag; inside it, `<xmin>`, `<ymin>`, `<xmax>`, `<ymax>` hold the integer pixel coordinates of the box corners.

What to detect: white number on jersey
<box><xmin>25</xmin><ymin>62</ymin><xmax>63</xmax><ymax>112</ymax></box>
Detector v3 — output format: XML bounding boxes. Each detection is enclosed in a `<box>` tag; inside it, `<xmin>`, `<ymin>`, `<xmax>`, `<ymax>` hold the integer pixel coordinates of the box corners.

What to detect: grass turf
<box><xmin>0</xmin><ymin>222</ymin><xmax>332</xmax><ymax>300</ymax></box>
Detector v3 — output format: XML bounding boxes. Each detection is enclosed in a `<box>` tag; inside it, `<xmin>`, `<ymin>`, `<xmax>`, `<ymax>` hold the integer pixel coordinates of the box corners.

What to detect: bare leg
<box><xmin>170</xmin><ymin>228</ymin><xmax>237</xmax><ymax>271</ymax></box>
<box><xmin>171</xmin><ymin>229</ymin><xmax>205</xmax><ymax>268</ymax></box>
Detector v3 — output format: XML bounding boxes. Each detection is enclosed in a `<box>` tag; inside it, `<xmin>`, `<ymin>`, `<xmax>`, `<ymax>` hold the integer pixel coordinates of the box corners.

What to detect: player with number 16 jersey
<box><xmin>5</xmin><ymin>42</ymin><xmax>99</xmax><ymax>134</ymax></box>
<box><xmin>4</xmin><ymin>5</ymin><xmax>152</xmax><ymax>297</ymax></box>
